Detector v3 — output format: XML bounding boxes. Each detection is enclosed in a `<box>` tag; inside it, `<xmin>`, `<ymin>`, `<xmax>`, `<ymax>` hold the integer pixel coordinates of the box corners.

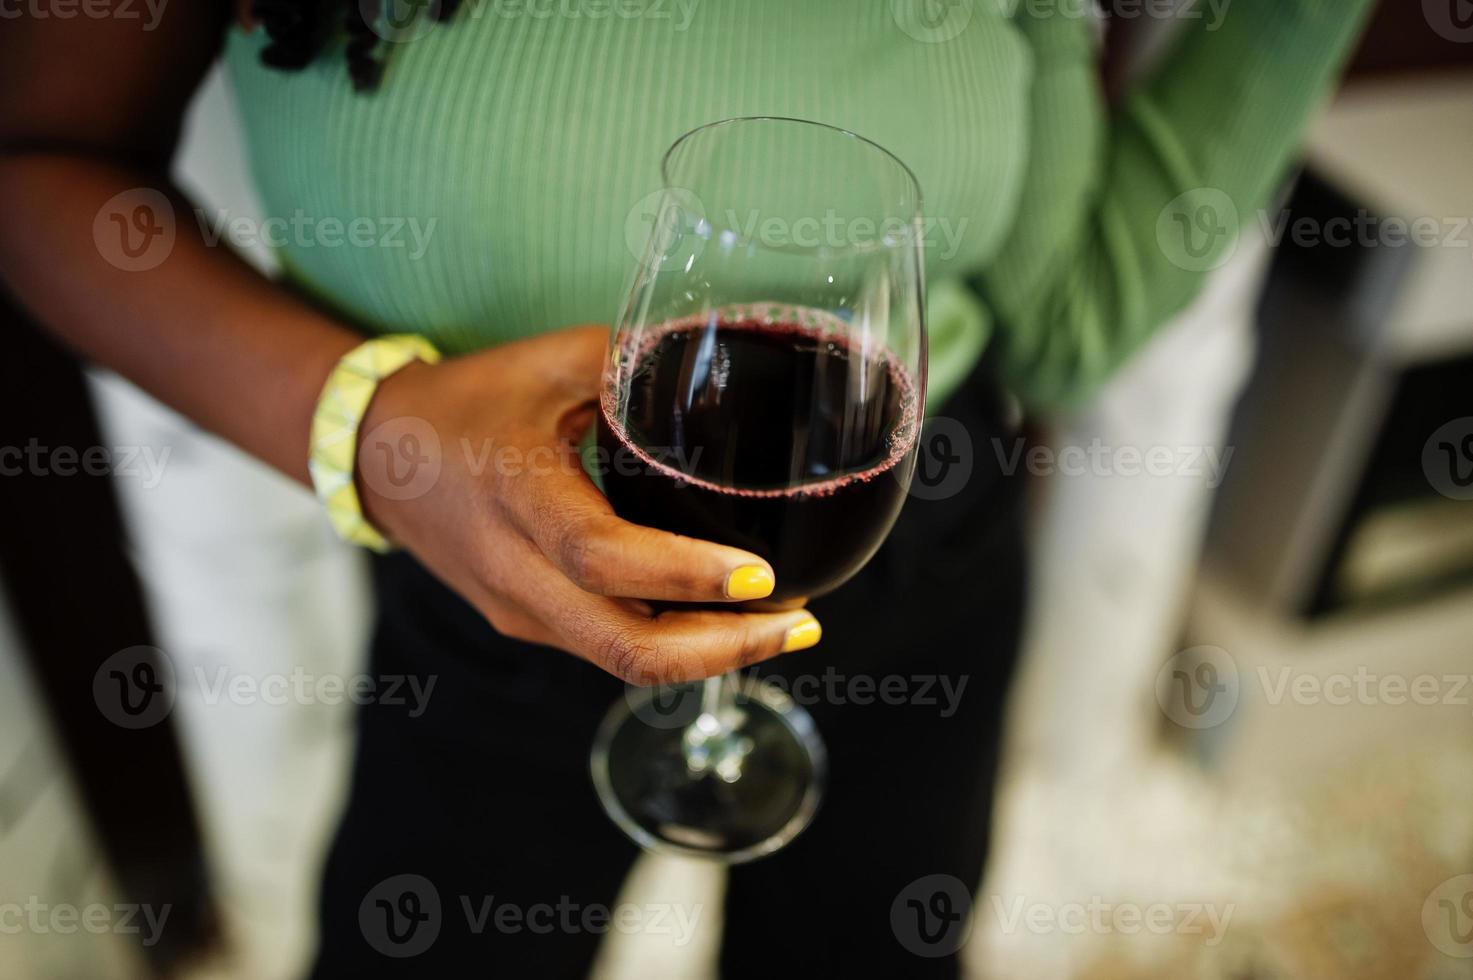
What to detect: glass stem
<box><xmin>700</xmin><ymin>673</ymin><xmax>729</xmax><ymax>724</ymax></box>
<box><xmin>684</xmin><ymin>672</ymin><xmax>750</xmax><ymax>781</ymax></box>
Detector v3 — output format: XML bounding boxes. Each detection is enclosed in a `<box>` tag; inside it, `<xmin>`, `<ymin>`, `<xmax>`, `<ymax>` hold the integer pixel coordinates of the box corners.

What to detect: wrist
<box><xmin>354</xmin><ymin>357</ymin><xmax>435</xmax><ymax>541</ymax></box>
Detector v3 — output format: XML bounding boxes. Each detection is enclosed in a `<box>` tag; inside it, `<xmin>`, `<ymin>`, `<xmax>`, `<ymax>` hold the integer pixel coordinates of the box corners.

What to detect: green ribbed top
<box><xmin>224</xmin><ymin>0</ymin><xmax>1370</xmax><ymax>409</ymax></box>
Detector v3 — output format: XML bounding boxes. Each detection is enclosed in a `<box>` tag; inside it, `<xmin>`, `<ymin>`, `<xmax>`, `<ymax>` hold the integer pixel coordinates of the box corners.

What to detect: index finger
<box><xmin>514</xmin><ymin>455</ymin><xmax>779</xmax><ymax>603</ymax></box>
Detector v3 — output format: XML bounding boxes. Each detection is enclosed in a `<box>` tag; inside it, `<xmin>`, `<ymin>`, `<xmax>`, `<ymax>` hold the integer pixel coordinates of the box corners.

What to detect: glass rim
<box><xmin>659</xmin><ymin>115</ymin><xmax>924</xmax><ymax>216</ymax></box>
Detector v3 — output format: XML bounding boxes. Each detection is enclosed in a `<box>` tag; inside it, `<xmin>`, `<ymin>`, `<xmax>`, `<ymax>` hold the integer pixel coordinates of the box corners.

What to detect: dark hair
<box><xmin>252</xmin><ymin>0</ymin><xmax>465</xmax><ymax>91</ymax></box>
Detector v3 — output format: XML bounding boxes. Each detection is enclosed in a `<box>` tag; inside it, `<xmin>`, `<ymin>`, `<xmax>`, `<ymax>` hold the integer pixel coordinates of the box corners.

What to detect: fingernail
<box><xmin>726</xmin><ymin>566</ymin><xmax>775</xmax><ymax>601</ymax></box>
<box><xmin>781</xmin><ymin>614</ymin><xmax>822</xmax><ymax>653</ymax></box>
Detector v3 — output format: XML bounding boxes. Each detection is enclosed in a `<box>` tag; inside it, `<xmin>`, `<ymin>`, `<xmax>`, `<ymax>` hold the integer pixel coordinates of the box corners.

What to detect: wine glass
<box><xmin>590</xmin><ymin>117</ymin><xmax>927</xmax><ymax>863</ymax></box>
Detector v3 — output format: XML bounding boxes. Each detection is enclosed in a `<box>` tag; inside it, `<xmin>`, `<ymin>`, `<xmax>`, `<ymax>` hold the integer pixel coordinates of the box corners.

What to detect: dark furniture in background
<box><xmin>0</xmin><ymin>293</ymin><xmax>218</xmax><ymax>976</ymax></box>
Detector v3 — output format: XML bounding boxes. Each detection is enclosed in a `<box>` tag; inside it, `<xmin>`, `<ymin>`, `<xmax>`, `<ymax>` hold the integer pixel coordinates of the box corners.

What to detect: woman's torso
<box><xmin>225</xmin><ymin>2</ymin><xmax>1035</xmax><ymax>387</ymax></box>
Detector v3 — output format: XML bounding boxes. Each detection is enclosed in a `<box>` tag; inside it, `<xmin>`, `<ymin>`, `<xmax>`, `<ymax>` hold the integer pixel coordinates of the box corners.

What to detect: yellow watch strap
<box><xmin>309</xmin><ymin>334</ymin><xmax>442</xmax><ymax>552</ymax></box>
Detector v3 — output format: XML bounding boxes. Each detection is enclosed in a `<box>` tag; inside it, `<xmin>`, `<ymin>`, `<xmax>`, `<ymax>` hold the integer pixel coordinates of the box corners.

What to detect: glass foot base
<box><xmin>590</xmin><ymin>677</ymin><xmax>826</xmax><ymax>864</ymax></box>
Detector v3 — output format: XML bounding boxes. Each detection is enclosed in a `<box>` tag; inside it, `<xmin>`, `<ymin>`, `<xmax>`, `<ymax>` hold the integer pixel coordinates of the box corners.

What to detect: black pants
<box><xmin>310</xmin><ymin>359</ymin><xmax>1027</xmax><ymax>979</ymax></box>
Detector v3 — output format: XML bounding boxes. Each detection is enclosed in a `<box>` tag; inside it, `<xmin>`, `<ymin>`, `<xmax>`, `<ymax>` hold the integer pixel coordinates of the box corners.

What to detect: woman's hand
<box><xmin>356</xmin><ymin>325</ymin><xmax>822</xmax><ymax>685</ymax></box>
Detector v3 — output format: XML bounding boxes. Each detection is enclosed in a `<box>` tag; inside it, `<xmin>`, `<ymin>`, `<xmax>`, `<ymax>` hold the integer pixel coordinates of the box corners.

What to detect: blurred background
<box><xmin>1</xmin><ymin>1</ymin><xmax>1470</xmax><ymax>978</ymax></box>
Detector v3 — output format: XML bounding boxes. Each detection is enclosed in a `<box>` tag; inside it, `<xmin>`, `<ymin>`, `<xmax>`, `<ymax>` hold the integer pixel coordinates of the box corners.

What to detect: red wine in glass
<box><xmin>597</xmin><ymin>316</ymin><xmax>919</xmax><ymax>601</ymax></box>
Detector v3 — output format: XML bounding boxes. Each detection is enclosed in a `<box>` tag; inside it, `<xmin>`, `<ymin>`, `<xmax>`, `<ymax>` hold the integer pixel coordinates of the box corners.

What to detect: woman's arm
<box><xmin>0</xmin><ymin>7</ymin><xmax>821</xmax><ymax>683</ymax></box>
<box><xmin>979</xmin><ymin>0</ymin><xmax>1375</xmax><ymax>410</ymax></box>
<box><xmin>0</xmin><ymin>4</ymin><xmax>356</xmax><ymax>484</ymax></box>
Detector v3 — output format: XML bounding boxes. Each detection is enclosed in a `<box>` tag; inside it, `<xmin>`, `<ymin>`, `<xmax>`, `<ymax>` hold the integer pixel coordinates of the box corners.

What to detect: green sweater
<box><xmin>224</xmin><ymin>0</ymin><xmax>1370</xmax><ymax>409</ymax></box>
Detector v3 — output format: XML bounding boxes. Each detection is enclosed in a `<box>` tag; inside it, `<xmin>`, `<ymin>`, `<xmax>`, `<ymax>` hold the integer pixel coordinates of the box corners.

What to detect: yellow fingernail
<box><xmin>726</xmin><ymin>566</ymin><xmax>775</xmax><ymax>601</ymax></box>
<box><xmin>781</xmin><ymin>615</ymin><xmax>822</xmax><ymax>653</ymax></box>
